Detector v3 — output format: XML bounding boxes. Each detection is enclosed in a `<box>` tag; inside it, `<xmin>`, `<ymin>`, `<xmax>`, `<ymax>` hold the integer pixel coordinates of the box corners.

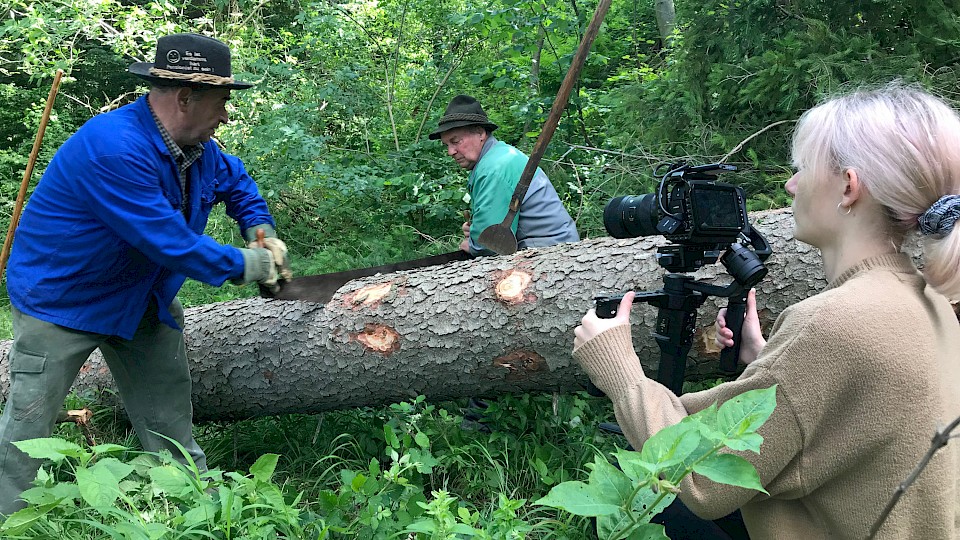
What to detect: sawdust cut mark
<box><xmin>354</xmin><ymin>324</ymin><xmax>401</xmax><ymax>355</ymax></box>
<box><xmin>701</xmin><ymin>324</ymin><xmax>722</xmax><ymax>355</ymax></box>
<box><xmin>344</xmin><ymin>282</ymin><xmax>393</xmax><ymax>309</ymax></box>
<box><xmin>494</xmin><ymin>269</ymin><xmax>534</xmax><ymax>304</ymax></box>
<box><xmin>493</xmin><ymin>350</ymin><xmax>547</xmax><ymax>381</ymax></box>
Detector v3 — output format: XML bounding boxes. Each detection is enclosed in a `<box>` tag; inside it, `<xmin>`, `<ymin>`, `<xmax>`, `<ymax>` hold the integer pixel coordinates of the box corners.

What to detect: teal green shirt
<box><xmin>467</xmin><ymin>137</ymin><xmax>579</xmax><ymax>255</ymax></box>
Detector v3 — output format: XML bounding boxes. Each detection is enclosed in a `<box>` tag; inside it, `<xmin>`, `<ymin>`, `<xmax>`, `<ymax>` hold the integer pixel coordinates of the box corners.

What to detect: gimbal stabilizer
<box><xmin>592</xmin><ymin>227</ymin><xmax>772</xmax><ymax>395</ymax></box>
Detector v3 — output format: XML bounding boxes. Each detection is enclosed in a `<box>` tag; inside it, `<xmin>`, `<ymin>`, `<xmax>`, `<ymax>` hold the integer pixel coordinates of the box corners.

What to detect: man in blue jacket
<box><xmin>430</xmin><ymin>95</ymin><xmax>579</xmax><ymax>256</ymax></box>
<box><xmin>0</xmin><ymin>33</ymin><xmax>289</xmax><ymax>515</ymax></box>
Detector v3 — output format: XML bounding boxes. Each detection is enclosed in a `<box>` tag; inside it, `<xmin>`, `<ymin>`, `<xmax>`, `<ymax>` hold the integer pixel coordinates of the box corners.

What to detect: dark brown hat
<box><xmin>128</xmin><ymin>33</ymin><xmax>253</xmax><ymax>90</ymax></box>
<box><xmin>428</xmin><ymin>95</ymin><xmax>499</xmax><ymax>140</ymax></box>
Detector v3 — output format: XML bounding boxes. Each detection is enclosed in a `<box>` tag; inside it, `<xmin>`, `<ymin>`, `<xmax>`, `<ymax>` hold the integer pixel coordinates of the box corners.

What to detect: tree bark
<box><xmin>0</xmin><ymin>209</ymin><xmax>918</xmax><ymax>421</ymax></box>
<box><xmin>654</xmin><ymin>0</ymin><xmax>677</xmax><ymax>45</ymax></box>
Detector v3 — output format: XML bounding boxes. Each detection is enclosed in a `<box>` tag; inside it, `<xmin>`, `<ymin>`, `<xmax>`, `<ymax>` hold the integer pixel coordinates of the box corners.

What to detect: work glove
<box><xmin>234</xmin><ymin>247</ymin><xmax>280</xmax><ymax>293</ymax></box>
<box><xmin>244</xmin><ymin>224</ymin><xmax>294</xmax><ymax>282</ymax></box>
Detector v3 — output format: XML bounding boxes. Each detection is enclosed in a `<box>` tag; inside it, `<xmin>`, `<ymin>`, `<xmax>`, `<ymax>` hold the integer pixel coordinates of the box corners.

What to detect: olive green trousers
<box><xmin>0</xmin><ymin>299</ymin><xmax>206</xmax><ymax>515</ymax></box>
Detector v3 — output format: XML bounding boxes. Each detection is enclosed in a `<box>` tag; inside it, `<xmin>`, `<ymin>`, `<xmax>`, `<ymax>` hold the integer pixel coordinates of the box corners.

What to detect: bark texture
<box><xmin>0</xmin><ymin>209</ymin><xmax>925</xmax><ymax>421</ymax></box>
<box><xmin>654</xmin><ymin>0</ymin><xmax>677</xmax><ymax>43</ymax></box>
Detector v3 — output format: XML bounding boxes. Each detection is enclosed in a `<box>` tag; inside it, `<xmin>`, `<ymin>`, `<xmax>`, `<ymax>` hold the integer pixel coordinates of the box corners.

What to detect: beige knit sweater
<box><xmin>573</xmin><ymin>253</ymin><xmax>960</xmax><ymax>539</ymax></box>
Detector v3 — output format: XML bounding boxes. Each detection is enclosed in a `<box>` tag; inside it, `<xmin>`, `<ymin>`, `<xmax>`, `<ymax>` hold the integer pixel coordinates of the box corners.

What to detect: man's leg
<box><xmin>100</xmin><ymin>298</ymin><xmax>206</xmax><ymax>471</ymax></box>
<box><xmin>0</xmin><ymin>308</ymin><xmax>102</xmax><ymax>515</ymax></box>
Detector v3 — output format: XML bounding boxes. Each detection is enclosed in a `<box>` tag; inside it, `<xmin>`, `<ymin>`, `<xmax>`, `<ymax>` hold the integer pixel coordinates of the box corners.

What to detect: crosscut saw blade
<box><xmin>259</xmin><ymin>250</ymin><xmax>472</xmax><ymax>303</ymax></box>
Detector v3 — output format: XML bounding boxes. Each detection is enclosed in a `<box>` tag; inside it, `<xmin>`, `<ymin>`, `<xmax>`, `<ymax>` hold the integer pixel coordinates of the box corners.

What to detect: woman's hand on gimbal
<box><xmin>715</xmin><ymin>288</ymin><xmax>766</xmax><ymax>365</ymax></box>
<box><xmin>574</xmin><ymin>291</ymin><xmax>635</xmax><ymax>349</ymax></box>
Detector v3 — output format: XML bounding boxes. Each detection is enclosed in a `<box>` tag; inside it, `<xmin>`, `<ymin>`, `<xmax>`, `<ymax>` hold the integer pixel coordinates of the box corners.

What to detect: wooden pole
<box><xmin>0</xmin><ymin>69</ymin><xmax>64</xmax><ymax>278</ymax></box>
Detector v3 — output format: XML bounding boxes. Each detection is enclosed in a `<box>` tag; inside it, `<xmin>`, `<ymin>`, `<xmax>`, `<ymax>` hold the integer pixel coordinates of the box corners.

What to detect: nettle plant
<box><xmin>0</xmin><ymin>437</ymin><xmax>325</xmax><ymax>539</ymax></box>
<box><xmin>537</xmin><ymin>385</ymin><xmax>777</xmax><ymax>540</ymax></box>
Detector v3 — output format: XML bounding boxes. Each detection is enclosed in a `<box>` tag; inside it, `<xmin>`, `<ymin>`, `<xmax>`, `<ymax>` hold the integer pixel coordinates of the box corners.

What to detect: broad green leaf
<box><xmin>408</xmin><ymin>447</ymin><xmax>438</xmax><ymax>474</ymax></box>
<box><xmin>76</xmin><ymin>465</ymin><xmax>122</xmax><ymax>510</ymax></box>
<box><xmin>115</xmin><ymin>520</ymin><xmax>169</xmax><ymax>539</ymax></box>
<box><xmin>0</xmin><ymin>502</ymin><xmax>60</xmax><ymax>535</ymax></box>
<box><xmin>404</xmin><ymin>519</ymin><xmax>436</xmax><ymax>533</ymax></box>
<box><xmin>19</xmin><ymin>482</ymin><xmax>79</xmax><ymax>505</ymax></box>
<box><xmin>149</xmin><ymin>464</ymin><xmax>192</xmax><ymax>496</ymax></box>
<box><xmin>725</xmin><ymin>432</ymin><xmax>764</xmax><ymax>452</ymax></box>
<box><xmin>716</xmin><ymin>386</ymin><xmax>777</xmax><ymax>450</ymax></box>
<box><xmin>13</xmin><ymin>438</ymin><xmax>85</xmax><ymax>463</ymax></box>
<box><xmin>597</xmin><ymin>508</ymin><xmax>633</xmax><ymax>539</ymax></box>
<box><xmin>626</xmin><ymin>522</ymin><xmax>671</xmax><ymax>539</ymax></box>
<box><xmin>414</xmin><ymin>431</ymin><xmax>429</xmax><ymax>448</ymax></box>
<box><xmin>693</xmin><ymin>453</ymin><xmax>767</xmax><ymax>494</ymax></box>
<box><xmin>383</xmin><ymin>424</ymin><xmax>399</xmax><ymax>449</ymax></box>
<box><xmin>90</xmin><ymin>457</ymin><xmax>134</xmax><ymax>484</ymax></box>
<box><xmin>589</xmin><ymin>457</ymin><xmax>634</xmax><ymax>505</ymax></box>
<box><xmin>535</xmin><ymin>481</ymin><xmax>620</xmax><ymax>516</ymax></box>
<box><xmin>250</xmin><ymin>453</ymin><xmax>280</xmax><ymax>482</ymax></box>
<box><xmin>90</xmin><ymin>443</ymin><xmax>129</xmax><ymax>455</ymax></box>
<box><xmin>632</xmin><ymin>487</ymin><xmax>676</xmax><ymax>524</ymax></box>
<box><xmin>639</xmin><ymin>420</ymin><xmax>702</xmax><ymax>470</ymax></box>
<box><xmin>615</xmin><ymin>448</ymin><xmax>658</xmax><ymax>482</ymax></box>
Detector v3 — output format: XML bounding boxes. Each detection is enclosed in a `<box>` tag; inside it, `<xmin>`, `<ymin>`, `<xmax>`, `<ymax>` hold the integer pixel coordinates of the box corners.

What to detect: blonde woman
<box><xmin>572</xmin><ymin>84</ymin><xmax>960</xmax><ymax>538</ymax></box>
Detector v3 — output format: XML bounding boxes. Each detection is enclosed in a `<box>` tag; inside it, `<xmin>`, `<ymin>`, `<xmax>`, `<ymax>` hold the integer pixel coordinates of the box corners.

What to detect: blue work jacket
<box><xmin>6</xmin><ymin>95</ymin><xmax>274</xmax><ymax>339</ymax></box>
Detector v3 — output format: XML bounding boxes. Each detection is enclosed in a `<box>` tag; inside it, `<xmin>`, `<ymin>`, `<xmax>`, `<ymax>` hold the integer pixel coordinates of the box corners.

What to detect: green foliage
<box><xmin>537</xmin><ymin>386</ymin><xmax>777</xmax><ymax>539</ymax></box>
<box><xmin>1</xmin><ymin>437</ymin><xmax>327</xmax><ymax>539</ymax></box>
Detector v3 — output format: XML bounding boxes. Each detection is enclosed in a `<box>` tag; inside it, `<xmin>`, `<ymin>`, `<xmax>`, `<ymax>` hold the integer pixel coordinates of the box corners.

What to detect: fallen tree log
<box><xmin>1</xmin><ymin>209</ymin><xmax>913</xmax><ymax>421</ymax></box>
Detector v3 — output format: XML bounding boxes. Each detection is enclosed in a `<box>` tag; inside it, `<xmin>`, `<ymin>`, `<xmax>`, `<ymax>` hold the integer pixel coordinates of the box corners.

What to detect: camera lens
<box><xmin>603</xmin><ymin>194</ymin><xmax>659</xmax><ymax>238</ymax></box>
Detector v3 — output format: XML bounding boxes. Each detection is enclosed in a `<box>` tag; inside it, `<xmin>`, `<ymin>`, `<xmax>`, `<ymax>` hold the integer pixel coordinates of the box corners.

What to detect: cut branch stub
<box><xmin>494</xmin><ymin>269</ymin><xmax>536</xmax><ymax>305</ymax></box>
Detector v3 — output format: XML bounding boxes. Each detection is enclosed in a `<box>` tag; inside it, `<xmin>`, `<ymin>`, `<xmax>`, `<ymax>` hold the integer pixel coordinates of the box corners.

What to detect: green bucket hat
<box><xmin>428</xmin><ymin>95</ymin><xmax>499</xmax><ymax>140</ymax></box>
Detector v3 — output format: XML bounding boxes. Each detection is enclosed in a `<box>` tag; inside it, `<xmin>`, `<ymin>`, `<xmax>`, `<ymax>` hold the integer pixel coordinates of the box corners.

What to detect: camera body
<box><xmin>603</xmin><ymin>163</ymin><xmax>749</xmax><ymax>272</ymax></box>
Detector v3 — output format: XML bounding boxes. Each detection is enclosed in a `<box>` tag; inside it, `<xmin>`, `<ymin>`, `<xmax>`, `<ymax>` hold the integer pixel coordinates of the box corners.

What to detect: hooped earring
<box><xmin>837</xmin><ymin>201</ymin><xmax>852</xmax><ymax>215</ymax></box>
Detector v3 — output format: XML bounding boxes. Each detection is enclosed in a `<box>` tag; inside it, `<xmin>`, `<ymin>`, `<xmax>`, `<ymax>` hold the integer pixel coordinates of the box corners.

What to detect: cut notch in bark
<box><xmin>344</xmin><ymin>282</ymin><xmax>396</xmax><ymax>309</ymax></box>
<box><xmin>493</xmin><ymin>350</ymin><xmax>548</xmax><ymax>381</ymax></box>
<box><xmin>353</xmin><ymin>323</ymin><xmax>401</xmax><ymax>355</ymax></box>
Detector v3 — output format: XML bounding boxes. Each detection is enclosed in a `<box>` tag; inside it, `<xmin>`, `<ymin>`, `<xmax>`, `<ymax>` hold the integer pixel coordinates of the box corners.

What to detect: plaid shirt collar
<box><xmin>146</xmin><ymin>96</ymin><xmax>204</xmax><ymax>181</ymax></box>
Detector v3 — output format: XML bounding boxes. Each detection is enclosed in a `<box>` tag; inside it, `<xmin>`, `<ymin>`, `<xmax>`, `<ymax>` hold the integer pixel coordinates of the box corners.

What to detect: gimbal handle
<box><xmin>719</xmin><ymin>292</ymin><xmax>746</xmax><ymax>373</ymax></box>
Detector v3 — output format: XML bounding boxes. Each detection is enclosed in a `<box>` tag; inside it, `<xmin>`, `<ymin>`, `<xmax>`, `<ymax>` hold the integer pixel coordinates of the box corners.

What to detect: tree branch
<box><xmin>867</xmin><ymin>415</ymin><xmax>960</xmax><ymax>539</ymax></box>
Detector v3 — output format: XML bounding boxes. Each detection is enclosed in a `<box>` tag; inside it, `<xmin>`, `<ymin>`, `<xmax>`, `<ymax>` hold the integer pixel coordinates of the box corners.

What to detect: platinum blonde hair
<box><xmin>791</xmin><ymin>82</ymin><xmax>960</xmax><ymax>301</ymax></box>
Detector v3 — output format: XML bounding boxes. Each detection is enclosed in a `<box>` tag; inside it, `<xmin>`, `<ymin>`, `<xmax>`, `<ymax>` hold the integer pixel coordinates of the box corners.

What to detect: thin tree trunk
<box><xmin>520</xmin><ymin>28</ymin><xmax>546</xmax><ymax>139</ymax></box>
<box><xmin>1</xmin><ymin>210</ymin><xmax>920</xmax><ymax>421</ymax></box>
<box><xmin>654</xmin><ymin>0</ymin><xmax>677</xmax><ymax>44</ymax></box>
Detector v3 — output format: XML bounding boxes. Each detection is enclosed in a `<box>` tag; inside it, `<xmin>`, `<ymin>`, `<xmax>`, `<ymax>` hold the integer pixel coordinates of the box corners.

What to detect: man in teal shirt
<box><xmin>430</xmin><ymin>95</ymin><xmax>579</xmax><ymax>256</ymax></box>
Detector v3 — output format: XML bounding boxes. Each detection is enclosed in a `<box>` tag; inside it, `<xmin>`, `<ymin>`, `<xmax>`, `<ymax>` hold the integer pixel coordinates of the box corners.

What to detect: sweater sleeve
<box><xmin>573</xmin><ymin>322</ymin><xmax>805</xmax><ymax>520</ymax></box>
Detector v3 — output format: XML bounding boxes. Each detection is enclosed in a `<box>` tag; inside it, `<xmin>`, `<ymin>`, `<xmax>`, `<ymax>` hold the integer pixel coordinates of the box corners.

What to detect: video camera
<box><xmin>592</xmin><ymin>162</ymin><xmax>772</xmax><ymax>394</ymax></box>
<box><xmin>603</xmin><ymin>162</ymin><xmax>751</xmax><ymax>273</ymax></box>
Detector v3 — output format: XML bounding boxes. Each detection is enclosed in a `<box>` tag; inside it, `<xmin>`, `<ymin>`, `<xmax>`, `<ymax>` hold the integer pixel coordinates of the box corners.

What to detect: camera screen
<box><xmin>691</xmin><ymin>185</ymin><xmax>744</xmax><ymax>232</ymax></box>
